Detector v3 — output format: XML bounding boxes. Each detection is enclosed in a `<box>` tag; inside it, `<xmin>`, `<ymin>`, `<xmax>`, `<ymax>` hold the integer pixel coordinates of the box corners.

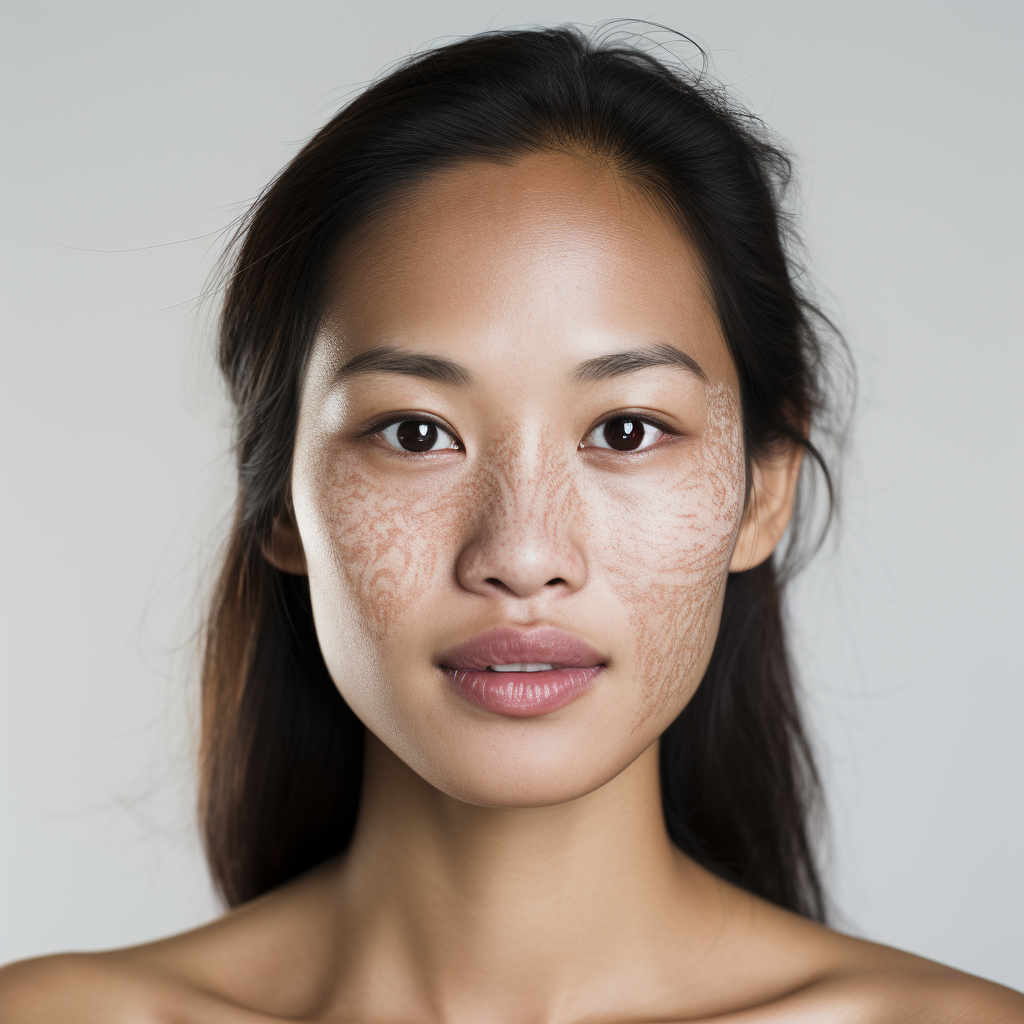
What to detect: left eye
<box><xmin>379</xmin><ymin>419</ymin><xmax>460</xmax><ymax>453</ymax></box>
<box><xmin>581</xmin><ymin>417</ymin><xmax>667</xmax><ymax>452</ymax></box>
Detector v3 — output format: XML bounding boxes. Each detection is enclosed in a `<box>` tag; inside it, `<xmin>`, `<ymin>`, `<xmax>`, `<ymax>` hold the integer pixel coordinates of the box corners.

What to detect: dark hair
<box><xmin>202</xmin><ymin>24</ymin><xmax>844</xmax><ymax>920</ymax></box>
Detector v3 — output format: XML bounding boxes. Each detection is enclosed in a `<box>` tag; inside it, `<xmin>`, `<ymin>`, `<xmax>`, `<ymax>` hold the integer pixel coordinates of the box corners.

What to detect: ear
<box><xmin>261</xmin><ymin>498</ymin><xmax>307</xmax><ymax>575</ymax></box>
<box><xmin>729</xmin><ymin>440</ymin><xmax>804</xmax><ymax>573</ymax></box>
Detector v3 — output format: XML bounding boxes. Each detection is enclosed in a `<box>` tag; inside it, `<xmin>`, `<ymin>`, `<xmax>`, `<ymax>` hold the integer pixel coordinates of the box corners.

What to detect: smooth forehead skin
<box><xmin>318</xmin><ymin>152</ymin><xmax>739</xmax><ymax>394</ymax></box>
<box><xmin>291</xmin><ymin>151</ymin><xmax>747</xmax><ymax>807</ymax></box>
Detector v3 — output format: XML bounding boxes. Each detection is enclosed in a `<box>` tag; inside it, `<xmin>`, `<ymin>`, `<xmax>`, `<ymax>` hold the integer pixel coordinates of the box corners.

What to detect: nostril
<box><xmin>482</xmin><ymin>576</ymin><xmax>566</xmax><ymax>593</ymax></box>
<box><xmin>479</xmin><ymin>581</ymin><xmax>569</xmax><ymax>598</ymax></box>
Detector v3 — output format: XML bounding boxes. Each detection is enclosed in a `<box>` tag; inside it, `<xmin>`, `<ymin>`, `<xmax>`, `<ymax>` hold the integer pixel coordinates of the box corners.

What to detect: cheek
<box><xmin>299</xmin><ymin>447</ymin><xmax>464</xmax><ymax>645</ymax></box>
<box><xmin>598</xmin><ymin>384</ymin><xmax>745</xmax><ymax>726</ymax></box>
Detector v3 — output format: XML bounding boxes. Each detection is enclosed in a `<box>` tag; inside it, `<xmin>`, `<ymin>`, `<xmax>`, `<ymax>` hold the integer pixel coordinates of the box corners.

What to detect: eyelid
<box><xmin>359</xmin><ymin>411</ymin><xmax>461</xmax><ymax>442</ymax></box>
<box><xmin>361</xmin><ymin>412</ymin><xmax>464</xmax><ymax>456</ymax></box>
<box><xmin>580</xmin><ymin>411</ymin><xmax>680</xmax><ymax>449</ymax></box>
<box><xmin>584</xmin><ymin>409</ymin><xmax>679</xmax><ymax>434</ymax></box>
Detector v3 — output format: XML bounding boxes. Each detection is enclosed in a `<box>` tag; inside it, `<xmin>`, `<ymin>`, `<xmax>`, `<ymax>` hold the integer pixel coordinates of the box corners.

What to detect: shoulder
<box><xmin>0</xmin><ymin>868</ymin><xmax>337</xmax><ymax>1023</ymax></box>
<box><xmin>0</xmin><ymin>947</ymin><xmax>262</xmax><ymax>1024</ymax></box>
<box><xmin>781</xmin><ymin>933</ymin><xmax>1024</xmax><ymax>1023</ymax></box>
<box><xmin>712</xmin><ymin>887</ymin><xmax>1024</xmax><ymax>1023</ymax></box>
<box><xmin>0</xmin><ymin>952</ymin><xmax>161</xmax><ymax>1023</ymax></box>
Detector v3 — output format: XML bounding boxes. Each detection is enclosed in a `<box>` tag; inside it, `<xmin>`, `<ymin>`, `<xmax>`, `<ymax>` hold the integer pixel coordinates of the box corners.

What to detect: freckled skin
<box><xmin>619</xmin><ymin>383</ymin><xmax>746</xmax><ymax>727</ymax></box>
<box><xmin>292</xmin><ymin>152</ymin><xmax>749</xmax><ymax>806</ymax></box>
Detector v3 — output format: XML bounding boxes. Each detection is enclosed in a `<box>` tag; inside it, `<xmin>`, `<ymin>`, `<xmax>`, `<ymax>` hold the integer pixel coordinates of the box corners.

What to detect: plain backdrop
<box><xmin>2</xmin><ymin>0</ymin><xmax>1021</xmax><ymax>992</ymax></box>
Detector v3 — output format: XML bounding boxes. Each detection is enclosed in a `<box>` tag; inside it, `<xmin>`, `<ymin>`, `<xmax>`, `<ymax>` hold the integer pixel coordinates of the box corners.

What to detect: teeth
<box><xmin>487</xmin><ymin>663</ymin><xmax>555</xmax><ymax>672</ymax></box>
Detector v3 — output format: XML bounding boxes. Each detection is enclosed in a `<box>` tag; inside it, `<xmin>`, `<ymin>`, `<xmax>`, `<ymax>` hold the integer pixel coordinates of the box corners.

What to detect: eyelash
<box><xmin>361</xmin><ymin>414</ymin><xmax>462</xmax><ymax>455</ymax></box>
<box><xmin>579</xmin><ymin>412</ymin><xmax>676</xmax><ymax>453</ymax></box>
<box><xmin>365</xmin><ymin>412</ymin><xmax>678</xmax><ymax>456</ymax></box>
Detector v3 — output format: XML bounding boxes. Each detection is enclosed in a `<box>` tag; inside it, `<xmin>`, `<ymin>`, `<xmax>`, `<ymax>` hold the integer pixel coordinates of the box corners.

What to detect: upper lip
<box><xmin>438</xmin><ymin>626</ymin><xmax>604</xmax><ymax>670</ymax></box>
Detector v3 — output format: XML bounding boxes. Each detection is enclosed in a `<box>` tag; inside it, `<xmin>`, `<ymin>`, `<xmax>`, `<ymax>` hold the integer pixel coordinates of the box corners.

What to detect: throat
<box><xmin>326</xmin><ymin>734</ymin><xmax>693</xmax><ymax>1018</ymax></box>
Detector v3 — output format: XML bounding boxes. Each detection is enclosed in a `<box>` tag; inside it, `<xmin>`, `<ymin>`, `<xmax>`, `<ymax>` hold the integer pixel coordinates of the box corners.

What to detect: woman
<box><xmin>2</xmin><ymin>25</ymin><xmax>1020</xmax><ymax>1022</ymax></box>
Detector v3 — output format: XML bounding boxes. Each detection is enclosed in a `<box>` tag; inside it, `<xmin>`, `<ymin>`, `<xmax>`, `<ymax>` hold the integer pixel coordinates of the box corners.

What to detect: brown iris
<box><xmin>396</xmin><ymin>420</ymin><xmax>439</xmax><ymax>452</ymax></box>
<box><xmin>602</xmin><ymin>417</ymin><xmax>646</xmax><ymax>451</ymax></box>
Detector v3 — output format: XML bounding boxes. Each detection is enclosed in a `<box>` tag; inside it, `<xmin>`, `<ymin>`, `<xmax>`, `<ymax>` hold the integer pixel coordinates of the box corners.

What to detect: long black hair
<box><xmin>201</xmin><ymin>24</ymin><xmax>845</xmax><ymax>920</ymax></box>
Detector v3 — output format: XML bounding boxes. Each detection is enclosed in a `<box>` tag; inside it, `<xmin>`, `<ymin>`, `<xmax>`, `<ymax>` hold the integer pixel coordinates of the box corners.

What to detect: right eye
<box><xmin>378</xmin><ymin>419</ymin><xmax>461</xmax><ymax>454</ymax></box>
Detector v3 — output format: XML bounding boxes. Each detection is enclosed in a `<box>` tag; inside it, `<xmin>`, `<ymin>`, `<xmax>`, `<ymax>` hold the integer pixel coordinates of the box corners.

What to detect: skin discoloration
<box><xmin>306</xmin><ymin>414</ymin><xmax>590</xmax><ymax>646</ymax></box>
<box><xmin>615</xmin><ymin>382</ymin><xmax>746</xmax><ymax>728</ymax></box>
<box><xmin>287</xmin><ymin>151</ymin><xmax>760</xmax><ymax>808</ymax></box>
<box><xmin>454</xmin><ymin>422</ymin><xmax>590</xmax><ymax>601</ymax></box>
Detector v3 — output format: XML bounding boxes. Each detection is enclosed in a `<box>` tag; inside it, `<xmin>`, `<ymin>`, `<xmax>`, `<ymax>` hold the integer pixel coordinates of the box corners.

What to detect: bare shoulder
<box><xmin>704</xmin><ymin>882</ymin><xmax>1024</xmax><ymax>1023</ymax></box>
<box><xmin>0</xmin><ymin>954</ymin><xmax>124</xmax><ymax>1024</ymax></box>
<box><xmin>755</xmin><ymin>908</ymin><xmax>1024</xmax><ymax>1023</ymax></box>
<box><xmin>0</xmin><ymin>951</ymin><xmax>201</xmax><ymax>1024</ymax></box>
<box><xmin>0</xmin><ymin>865</ymin><xmax>337</xmax><ymax>1023</ymax></box>
<box><xmin>0</xmin><ymin>942</ymin><xmax>283</xmax><ymax>1024</ymax></box>
<box><xmin>789</xmin><ymin>948</ymin><xmax>1024</xmax><ymax>1024</ymax></box>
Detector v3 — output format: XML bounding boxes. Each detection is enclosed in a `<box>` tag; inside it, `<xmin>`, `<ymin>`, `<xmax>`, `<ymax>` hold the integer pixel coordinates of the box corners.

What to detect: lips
<box><xmin>438</xmin><ymin>626</ymin><xmax>604</xmax><ymax>717</ymax></box>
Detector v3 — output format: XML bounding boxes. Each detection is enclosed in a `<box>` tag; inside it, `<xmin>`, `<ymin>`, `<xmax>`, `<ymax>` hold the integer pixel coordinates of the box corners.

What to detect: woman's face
<box><xmin>289</xmin><ymin>152</ymin><xmax>747</xmax><ymax>807</ymax></box>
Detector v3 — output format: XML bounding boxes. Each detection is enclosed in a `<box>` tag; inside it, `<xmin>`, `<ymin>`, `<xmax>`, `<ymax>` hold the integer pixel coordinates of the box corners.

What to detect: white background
<box><xmin>2</xmin><ymin>0</ymin><xmax>1021</xmax><ymax>992</ymax></box>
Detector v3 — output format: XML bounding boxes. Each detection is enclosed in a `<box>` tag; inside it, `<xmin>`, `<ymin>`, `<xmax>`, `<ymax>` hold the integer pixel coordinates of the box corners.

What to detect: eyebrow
<box><xmin>333</xmin><ymin>346</ymin><xmax>475</xmax><ymax>388</ymax></box>
<box><xmin>332</xmin><ymin>341</ymin><xmax>707</xmax><ymax>389</ymax></box>
<box><xmin>570</xmin><ymin>342</ymin><xmax>707</xmax><ymax>385</ymax></box>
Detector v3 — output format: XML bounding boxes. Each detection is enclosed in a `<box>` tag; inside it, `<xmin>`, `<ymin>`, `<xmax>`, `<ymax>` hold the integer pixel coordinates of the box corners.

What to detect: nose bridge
<box><xmin>456</xmin><ymin>424</ymin><xmax>586</xmax><ymax>598</ymax></box>
<box><xmin>492</xmin><ymin>424</ymin><xmax>565</xmax><ymax>527</ymax></box>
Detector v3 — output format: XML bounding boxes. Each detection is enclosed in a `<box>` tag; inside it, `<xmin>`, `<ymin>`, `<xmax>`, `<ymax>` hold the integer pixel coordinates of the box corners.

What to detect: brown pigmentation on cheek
<box><xmin>600</xmin><ymin>382</ymin><xmax>746</xmax><ymax>729</ymax></box>
<box><xmin>306</xmin><ymin>417</ymin><xmax>588</xmax><ymax>660</ymax></box>
<box><xmin>311</xmin><ymin>445</ymin><xmax>462</xmax><ymax>645</ymax></box>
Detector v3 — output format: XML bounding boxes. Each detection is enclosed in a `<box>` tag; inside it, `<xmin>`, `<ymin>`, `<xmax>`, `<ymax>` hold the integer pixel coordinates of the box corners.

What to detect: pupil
<box><xmin>603</xmin><ymin>418</ymin><xmax>645</xmax><ymax>451</ymax></box>
<box><xmin>396</xmin><ymin>420</ymin><xmax>439</xmax><ymax>452</ymax></box>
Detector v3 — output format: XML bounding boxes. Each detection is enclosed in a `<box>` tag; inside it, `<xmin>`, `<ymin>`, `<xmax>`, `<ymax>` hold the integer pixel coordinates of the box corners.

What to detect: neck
<box><xmin>324</xmin><ymin>733</ymin><xmax>723</xmax><ymax>1023</ymax></box>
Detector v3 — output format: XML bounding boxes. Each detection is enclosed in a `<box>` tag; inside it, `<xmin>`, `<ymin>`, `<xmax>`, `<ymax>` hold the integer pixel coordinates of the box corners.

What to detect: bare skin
<box><xmin>3</xmin><ymin>153</ymin><xmax>1021</xmax><ymax>1023</ymax></box>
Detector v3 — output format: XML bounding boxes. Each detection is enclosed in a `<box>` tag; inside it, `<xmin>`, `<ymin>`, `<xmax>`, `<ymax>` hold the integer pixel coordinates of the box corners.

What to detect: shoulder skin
<box><xmin>1</xmin><ymin>944</ymin><xmax>1023</xmax><ymax>1023</ymax></box>
<box><xmin>0</xmin><ymin>952</ymin><xmax>257</xmax><ymax>1024</ymax></box>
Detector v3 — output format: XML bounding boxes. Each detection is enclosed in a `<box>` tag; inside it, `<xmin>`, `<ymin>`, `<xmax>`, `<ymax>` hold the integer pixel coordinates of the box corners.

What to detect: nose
<box><xmin>455</xmin><ymin>446</ymin><xmax>587</xmax><ymax>600</ymax></box>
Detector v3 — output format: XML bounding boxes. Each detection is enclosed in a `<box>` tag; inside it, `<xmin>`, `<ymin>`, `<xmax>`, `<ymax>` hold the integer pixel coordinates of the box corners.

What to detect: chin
<box><xmin>420</xmin><ymin>748</ymin><xmax>634</xmax><ymax>809</ymax></box>
<box><xmin>370</xmin><ymin>688</ymin><xmax>657</xmax><ymax>809</ymax></box>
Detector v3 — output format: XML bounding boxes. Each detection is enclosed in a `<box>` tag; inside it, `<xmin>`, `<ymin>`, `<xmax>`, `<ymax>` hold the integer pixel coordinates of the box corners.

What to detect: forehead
<box><xmin>319</xmin><ymin>151</ymin><xmax>736</xmax><ymax>388</ymax></box>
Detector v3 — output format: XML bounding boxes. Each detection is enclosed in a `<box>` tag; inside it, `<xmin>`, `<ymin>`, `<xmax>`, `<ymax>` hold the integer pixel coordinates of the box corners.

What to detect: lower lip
<box><xmin>443</xmin><ymin>666</ymin><xmax>602</xmax><ymax>717</ymax></box>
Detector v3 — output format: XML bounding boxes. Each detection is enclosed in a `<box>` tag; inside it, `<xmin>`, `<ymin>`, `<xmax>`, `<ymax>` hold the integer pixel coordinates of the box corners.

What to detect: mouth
<box><xmin>438</xmin><ymin>626</ymin><xmax>605</xmax><ymax>717</ymax></box>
